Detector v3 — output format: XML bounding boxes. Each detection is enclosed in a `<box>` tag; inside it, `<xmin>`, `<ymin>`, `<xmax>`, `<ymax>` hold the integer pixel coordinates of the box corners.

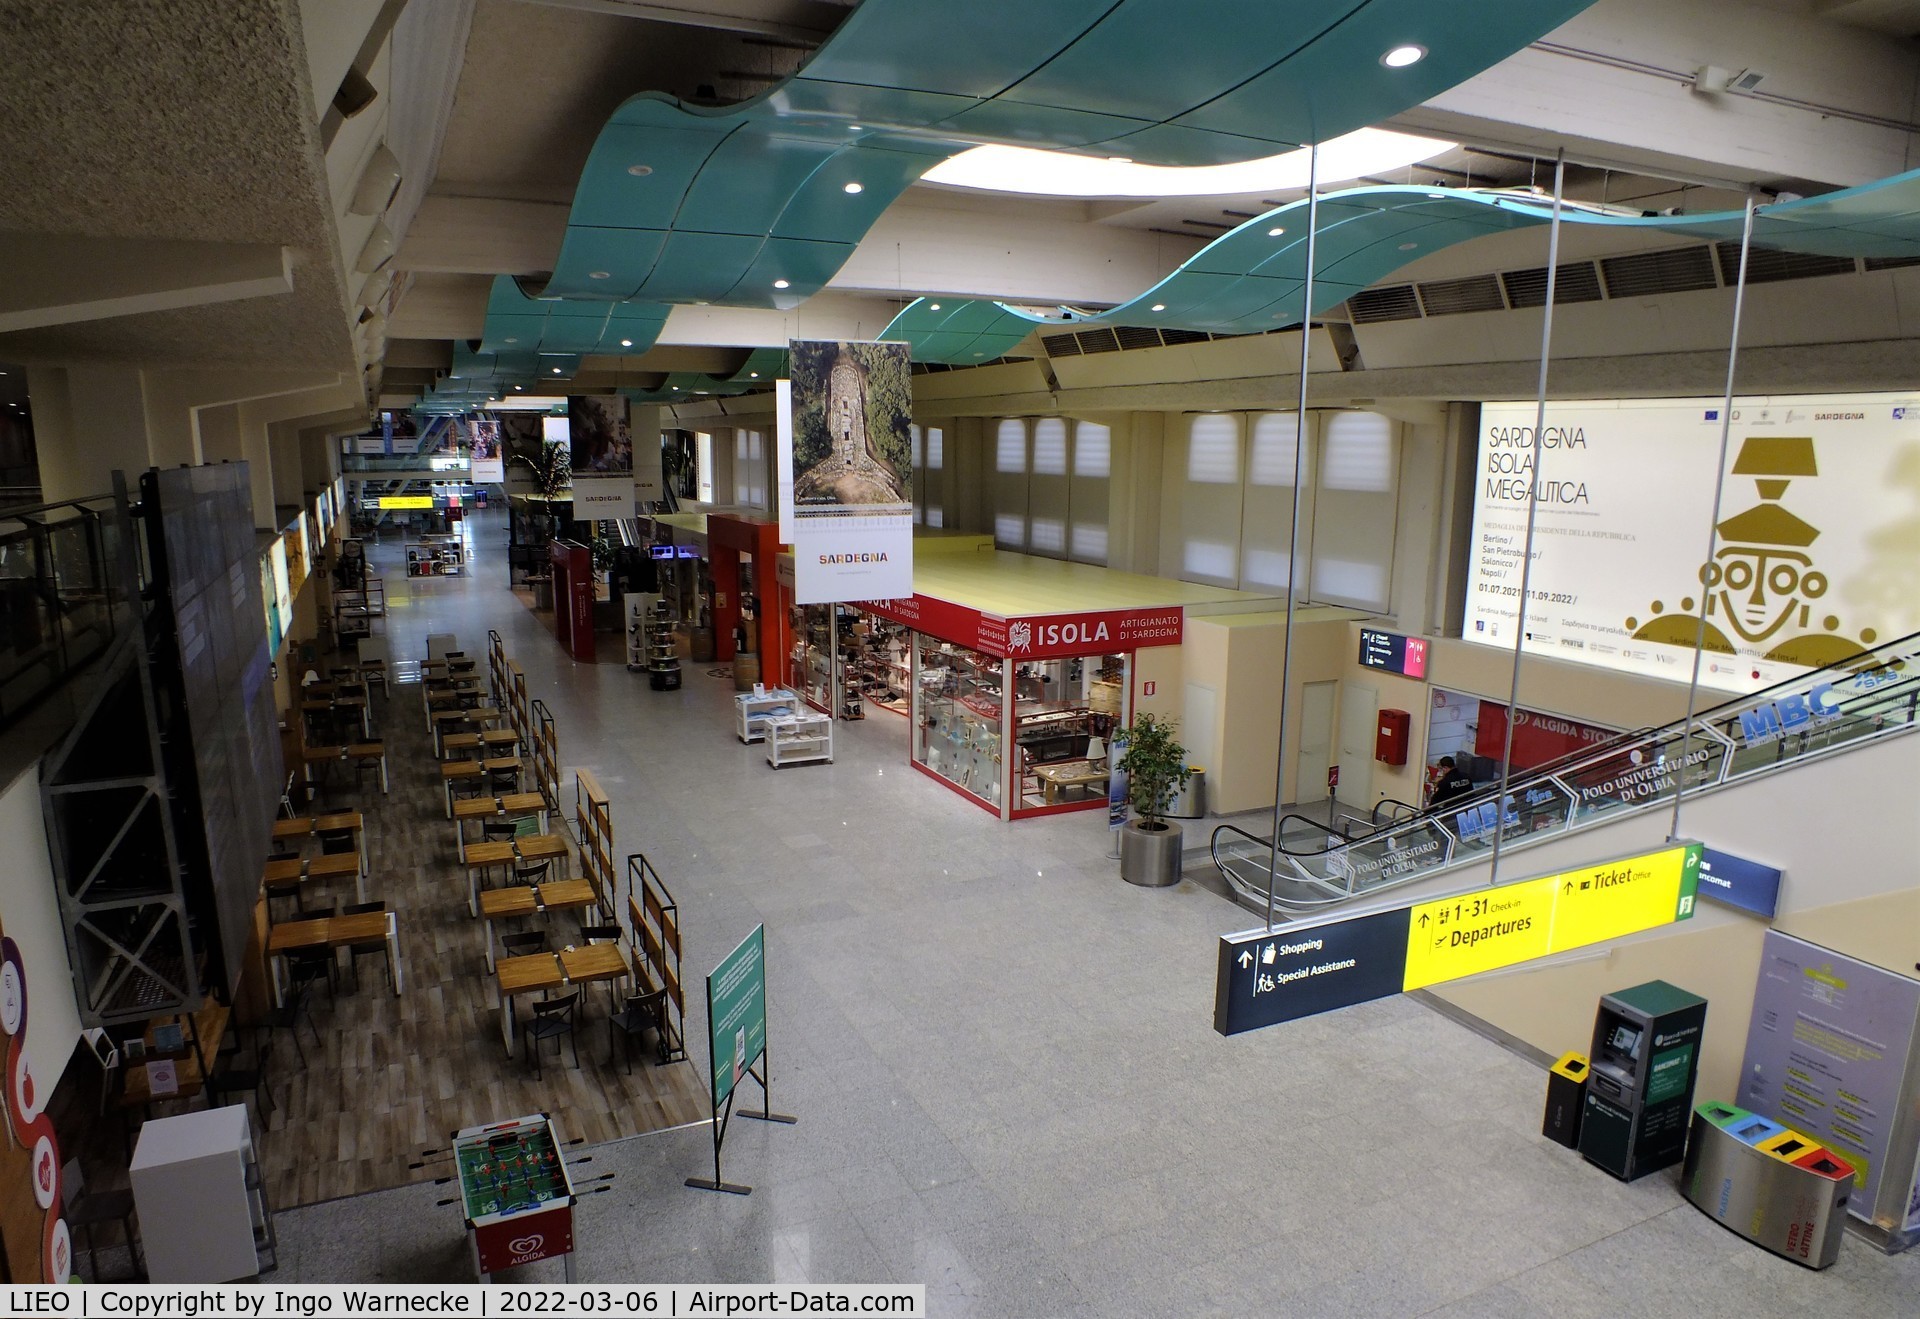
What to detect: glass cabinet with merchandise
<box><xmin>1011</xmin><ymin>653</ymin><xmax>1129</xmax><ymax>814</ymax></box>
<box><xmin>795</xmin><ymin>604</ymin><xmax>914</xmax><ymax>720</ymax></box>
<box><xmin>913</xmin><ymin>640</ymin><xmax>1004</xmax><ymax>809</ymax></box>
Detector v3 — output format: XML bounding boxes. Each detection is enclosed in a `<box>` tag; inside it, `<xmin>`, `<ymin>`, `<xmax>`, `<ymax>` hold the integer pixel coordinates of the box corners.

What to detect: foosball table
<box><xmin>455</xmin><ymin>1113</ymin><xmax>577</xmax><ymax>1280</ymax></box>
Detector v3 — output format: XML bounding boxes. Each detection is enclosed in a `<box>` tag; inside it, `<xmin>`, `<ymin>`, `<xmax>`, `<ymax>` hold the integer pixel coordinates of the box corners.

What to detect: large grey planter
<box><xmin>1120</xmin><ymin>819</ymin><xmax>1183</xmax><ymax>887</ymax></box>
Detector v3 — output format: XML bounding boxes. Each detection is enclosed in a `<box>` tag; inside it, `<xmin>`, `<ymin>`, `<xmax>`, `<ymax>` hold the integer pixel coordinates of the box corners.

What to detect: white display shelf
<box><xmin>735</xmin><ymin>688</ymin><xmax>800</xmax><ymax>743</ymax></box>
<box><xmin>766</xmin><ymin>712</ymin><xmax>833</xmax><ymax>767</ymax></box>
<box><xmin>130</xmin><ymin>1104</ymin><xmax>275</xmax><ymax>1282</ymax></box>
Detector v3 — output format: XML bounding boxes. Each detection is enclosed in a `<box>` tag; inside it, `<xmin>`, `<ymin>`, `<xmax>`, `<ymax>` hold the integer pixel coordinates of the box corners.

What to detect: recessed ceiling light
<box><xmin>1106</xmin><ymin>156</ymin><xmax>1132</xmax><ymax>165</ymax></box>
<box><xmin>513</xmin><ymin>385</ymin><xmax>524</xmax><ymax>391</ymax></box>
<box><xmin>551</xmin><ymin>367</ymin><xmax>564</xmax><ymax>374</ymax></box>
<box><xmin>928</xmin><ymin>303</ymin><xmax>941</xmax><ymax>311</ymax></box>
<box><xmin>773</xmin><ymin>279</ymin><xmax>790</xmax><ymax>289</ymax></box>
<box><xmin>749</xmin><ymin>372</ymin><xmax>759</xmax><ymax>378</ymax></box>
<box><xmin>670</xmin><ymin>385</ymin><xmax>679</xmax><ymax>391</ymax></box>
<box><xmin>1268</xmin><ymin>226</ymin><xmax>1286</xmax><ymax>236</ymax></box>
<box><xmin>843</xmin><ymin>182</ymin><xmax>863</xmax><ymax>194</ymax></box>
<box><xmin>848</xmin><ymin>124</ymin><xmax>862</xmax><ymax>132</ymax></box>
<box><xmin>972</xmin><ymin>352</ymin><xmax>984</xmax><ymax>357</ymax></box>
<box><xmin>1151</xmin><ymin>303</ymin><xmax>1166</xmax><ymax>312</ymax></box>
<box><xmin>1398</xmin><ymin>241</ymin><xmax>1419</xmax><ymax>250</ymax></box>
<box><xmin>1426</xmin><ymin>191</ymin><xmax>1446</xmax><ymax>199</ymax></box>
<box><xmin>620</xmin><ymin>338</ymin><xmax>634</xmax><ymax>347</ymax></box>
<box><xmin>589</xmin><ymin>271</ymin><xmax>611</xmax><ymax>280</ymax></box>
<box><xmin>1381</xmin><ymin>44</ymin><xmax>1427</xmax><ymax>68</ymax></box>
<box><xmin>628</xmin><ymin>165</ymin><xmax>652</xmax><ymax>176</ymax></box>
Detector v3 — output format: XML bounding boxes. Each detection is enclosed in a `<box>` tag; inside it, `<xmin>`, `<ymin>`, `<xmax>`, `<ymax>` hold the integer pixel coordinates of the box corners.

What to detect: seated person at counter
<box><xmin>1426</xmin><ymin>756</ymin><xmax>1476</xmax><ymax>809</ymax></box>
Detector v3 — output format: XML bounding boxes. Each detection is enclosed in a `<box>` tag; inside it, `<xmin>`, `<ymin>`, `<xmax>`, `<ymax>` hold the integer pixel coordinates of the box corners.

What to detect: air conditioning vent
<box><xmin>1599</xmin><ymin>245</ymin><xmax>1718</xmax><ymax>298</ymax></box>
<box><xmin>1040</xmin><ymin>332</ymin><xmax>1082</xmax><ymax>357</ymax></box>
<box><xmin>1074</xmin><ymin>327</ymin><xmax>1121</xmax><ymax>354</ymax></box>
<box><xmin>1347</xmin><ymin>285</ymin><xmax>1422</xmax><ymax>324</ymax></box>
<box><xmin>1160</xmin><ymin>328</ymin><xmax>1212</xmax><ymax>346</ymax></box>
<box><xmin>1863</xmin><ymin>254</ymin><xmax>1920</xmax><ymax>271</ymax></box>
<box><xmin>1415</xmin><ymin>275</ymin><xmax>1506</xmax><ymax>317</ymax></box>
<box><xmin>1500</xmin><ymin>262</ymin><xmax>1604</xmax><ymax>308</ymax></box>
<box><xmin>1113</xmin><ymin>326</ymin><xmax>1164</xmax><ymax>351</ymax></box>
<box><xmin>1717</xmin><ymin>242</ymin><xmax>1855</xmax><ymax>284</ymax></box>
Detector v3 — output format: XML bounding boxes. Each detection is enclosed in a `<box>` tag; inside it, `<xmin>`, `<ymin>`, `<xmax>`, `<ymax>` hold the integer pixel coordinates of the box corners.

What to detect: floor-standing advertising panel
<box><xmin>468</xmin><ymin>417</ymin><xmax>506</xmax><ymax>485</ymax></box>
<box><xmin>778</xmin><ymin>340</ymin><xmax>914</xmax><ymax>604</ymax></box>
<box><xmin>1738</xmin><ymin>930</ymin><xmax>1920</xmax><ymax>1241</ymax></box>
<box><xmin>1465</xmin><ymin>393</ymin><xmax>1920</xmax><ymax>693</ymax></box>
<box><xmin>566</xmin><ymin>395</ymin><xmax>635</xmax><ymax>518</ymax></box>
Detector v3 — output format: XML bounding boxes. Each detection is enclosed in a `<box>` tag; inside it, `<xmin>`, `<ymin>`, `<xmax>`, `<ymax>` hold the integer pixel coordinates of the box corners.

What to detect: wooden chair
<box><xmin>525</xmin><ymin>993</ymin><xmax>580</xmax><ymax>1078</ymax></box>
<box><xmin>340</xmin><ymin>900</ymin><xmax>390</xmax><ymax>993</ymax></box>
<box><xmin>511</xmin><ymin>861</ymin><xmax>550</xmax><ymax>887</ymax></box>
<box><xmin>501</xmin><ymin>930</ymin><xmax>548</xmax><ymax>957</ymax></box>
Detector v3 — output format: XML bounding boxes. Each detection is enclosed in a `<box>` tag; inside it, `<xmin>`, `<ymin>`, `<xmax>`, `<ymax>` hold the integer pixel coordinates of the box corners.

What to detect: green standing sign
<box><xmin>687</xmin><ymin>922</ymin><xmax>794</xmax><ymax>1196</ymax></box>
<box><xmin>707</xmin><ymin>924</ymin><xmax>767</xmax><ymax>1108</ymax></box>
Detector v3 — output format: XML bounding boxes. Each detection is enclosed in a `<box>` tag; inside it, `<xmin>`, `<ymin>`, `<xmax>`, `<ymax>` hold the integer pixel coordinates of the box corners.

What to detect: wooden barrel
<box><xmin>733</xmin><ymin>651</ymin><xmax>761</xmax><ymax>690</ymax></box>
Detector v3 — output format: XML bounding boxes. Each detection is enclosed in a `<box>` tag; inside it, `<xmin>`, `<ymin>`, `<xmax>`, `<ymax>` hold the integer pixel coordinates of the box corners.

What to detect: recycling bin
<box><xmin>1682</xmin><ymin>1101</ymin><xmax>1853</xmax><ymax>1268</ymax></box>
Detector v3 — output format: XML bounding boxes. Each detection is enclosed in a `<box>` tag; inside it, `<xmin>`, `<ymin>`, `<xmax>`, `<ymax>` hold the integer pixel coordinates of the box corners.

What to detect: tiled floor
<box><xmin>281</xmin><ymin>512</ymin><xmax>1920</xmax><ymax>1315</ymax></box>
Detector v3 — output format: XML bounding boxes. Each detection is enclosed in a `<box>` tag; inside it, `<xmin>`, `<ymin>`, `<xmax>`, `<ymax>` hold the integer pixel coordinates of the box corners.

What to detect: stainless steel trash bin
<box><xmin>1166</xmin><ymin>767</ymin><xmax>1207</xmax><ymax>819</ymax></box>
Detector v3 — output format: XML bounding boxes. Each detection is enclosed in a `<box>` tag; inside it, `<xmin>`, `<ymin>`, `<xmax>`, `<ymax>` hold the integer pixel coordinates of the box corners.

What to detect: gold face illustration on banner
<box><xmin>1625</xmin><ymin>437</ymin><xmax>1877</xmax><ymax>668</ymax></box>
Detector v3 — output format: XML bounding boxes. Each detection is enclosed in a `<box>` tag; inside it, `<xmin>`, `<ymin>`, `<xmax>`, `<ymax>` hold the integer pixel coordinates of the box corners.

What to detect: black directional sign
<box><xmin>1213</xmin><ymin>908</ymin><xmax>1413</xmax><ymax>1036</ymax></box>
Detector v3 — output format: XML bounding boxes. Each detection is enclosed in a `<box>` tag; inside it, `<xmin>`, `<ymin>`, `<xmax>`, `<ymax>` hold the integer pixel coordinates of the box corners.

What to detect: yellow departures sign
<box><xmin>378</xmin><ymin>495</ymin><xmax>435</xmax><ymax>509</ymax></box>
<box><xmin>1402</xmin><ymin>843</ymin><xmax>1702</xmax><ymax>991</ymax></box>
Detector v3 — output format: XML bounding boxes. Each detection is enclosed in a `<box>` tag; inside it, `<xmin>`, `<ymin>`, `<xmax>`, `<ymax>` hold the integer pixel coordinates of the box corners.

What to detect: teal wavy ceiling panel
<box><xmin>529</xmin><ymin>0</ymin><xmax>1596</xmax><ymax>309</ymax></box>
<box><xmin>619</xmin><ymin>348</ymin><xmax>790</xmax><ymax>404</ymax></box>
<box><xmin>476</xmin><ymin>276</ymin><xmax>670</xmax><ymax>359</ymax></box>
<box><xmin>880</xmin><ymin>170</ymin><xmax>1920</xmax><ymax>361</ymax></box>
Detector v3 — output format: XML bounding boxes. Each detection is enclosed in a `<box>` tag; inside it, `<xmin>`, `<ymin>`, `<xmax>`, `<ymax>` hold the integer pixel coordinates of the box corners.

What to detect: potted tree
<box><xmin>1116</xmin><ymin>712</ymin><xmax>1192</xmax><ymax>887</ymax></box>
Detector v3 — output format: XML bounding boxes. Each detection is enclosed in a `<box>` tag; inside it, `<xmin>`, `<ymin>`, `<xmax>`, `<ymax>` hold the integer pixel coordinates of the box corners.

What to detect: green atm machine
<box><xmin>1577</xmin><ymin>980</ymin><xmax>1706</xmax><ymax>1181</ymax></box>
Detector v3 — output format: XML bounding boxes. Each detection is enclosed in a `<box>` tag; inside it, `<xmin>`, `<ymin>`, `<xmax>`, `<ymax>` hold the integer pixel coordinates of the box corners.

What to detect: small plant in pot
<box><xmin>1115</xmin><ymin>712</ymin><xmax>1191</xmax><ymax>887</ymax></box>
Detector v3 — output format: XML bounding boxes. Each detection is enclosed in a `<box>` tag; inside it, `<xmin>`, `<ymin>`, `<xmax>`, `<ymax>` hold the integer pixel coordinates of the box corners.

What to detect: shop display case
<box><xmin>766</xmin><ymin>711</ymin><xmax>833</xmax><ymax>767</ymax></box>
<box><xmin>1012</xmin><ymin>654</ymin><xmax>1127</xmax><ymax>812</ymax></box>
<box><xmin>796</xmin><ymin>604</ymin><xmax>913</xmax><ymax>720</ymax></box>
<box><xmin>736</xmin><ymin>687</ymin><xmax>799</xmax><ymax>743</ymax></box>
<box><xmin>915</xmin><ymin>640</ymin><xmax>1004</xmax><ymax>808</ymax></box>
<box><xmin>643</xmin><ymin>599</ymin><xmax>681</xmax><ymax>691</ymax></box>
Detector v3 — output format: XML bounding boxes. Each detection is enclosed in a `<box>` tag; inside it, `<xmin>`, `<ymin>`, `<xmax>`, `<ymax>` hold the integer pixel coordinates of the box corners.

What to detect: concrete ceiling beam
<box><xmin>0</xmin><ymin>235</ymin><xmax>294</xmax><ymax>335</ymax></box>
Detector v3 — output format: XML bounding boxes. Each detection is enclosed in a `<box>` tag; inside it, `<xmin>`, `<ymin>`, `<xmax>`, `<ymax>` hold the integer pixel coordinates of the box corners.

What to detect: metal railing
<box><xmin>0</xmin><ymin>492</ymin><xmax>135</xmax><ymax>729</ymax></box>
<box><xmin>1214</xmin><ymin>632</ymin><xmax>1920</xmax><ymax>914</ymax></box>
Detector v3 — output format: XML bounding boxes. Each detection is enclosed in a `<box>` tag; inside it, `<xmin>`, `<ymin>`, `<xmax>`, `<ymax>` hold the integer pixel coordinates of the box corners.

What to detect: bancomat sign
<box><xmin>1215</xmin><ymin>843</ymin><xmax>1701</xmax><ymax>1035</ymax></box>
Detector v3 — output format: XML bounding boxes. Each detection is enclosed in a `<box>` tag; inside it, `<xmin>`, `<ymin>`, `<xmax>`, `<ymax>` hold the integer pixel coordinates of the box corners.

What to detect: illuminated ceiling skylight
<box><xmin>920</xmin><ymin>128</ymin><xmax>1456</xmax><ymax>199</ymax></box>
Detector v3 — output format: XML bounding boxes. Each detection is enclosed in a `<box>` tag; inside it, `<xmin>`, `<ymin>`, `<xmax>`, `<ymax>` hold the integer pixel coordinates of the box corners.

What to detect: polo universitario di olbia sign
<box><xmin>853</xmin><ymin>598</ymin><xmax>1183</xmax><ymax>658</ymax></box>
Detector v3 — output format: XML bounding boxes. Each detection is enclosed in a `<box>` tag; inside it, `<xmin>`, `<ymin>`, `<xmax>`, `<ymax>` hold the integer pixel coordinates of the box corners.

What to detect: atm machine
<box><xmin>1577</xmin><ymin>981</ymin><xmax>1707</xmax><ymax>1181</ymax></box>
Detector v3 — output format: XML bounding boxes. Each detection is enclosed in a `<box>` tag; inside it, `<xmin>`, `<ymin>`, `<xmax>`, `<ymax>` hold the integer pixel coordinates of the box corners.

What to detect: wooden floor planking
<box><xmin>251</xmin><ymin>663</ymin><xmax>709</xmax><ymax>1209</ymax></box>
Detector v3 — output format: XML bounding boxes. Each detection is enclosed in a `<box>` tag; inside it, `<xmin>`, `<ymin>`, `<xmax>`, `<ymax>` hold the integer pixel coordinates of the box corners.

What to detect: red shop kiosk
<box><xmin>844</xmin><ymin>592</ymin><xmax>1183</xmax><ymax>820</ymax></box>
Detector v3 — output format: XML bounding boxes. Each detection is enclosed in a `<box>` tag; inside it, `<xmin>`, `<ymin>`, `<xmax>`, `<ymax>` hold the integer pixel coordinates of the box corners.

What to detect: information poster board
<box><xmin>706</xmin><ymin>925</ymin><xmax>767</xmax><ymax>1108</ymax></box>
<box><xmin>1738</xmin><ymin>930</ymin><xmax>1920</xmax><ymax>1217</ymax></box>
<box><xmin>1466</xmin><ymin>394</ymin><xmax>1920</xmax><ymax>693</ymax></box>
<box><xmin>469</xmin><ymin>418</ymin><xmax>505</xmax><ymax>485</ymax></box>
<box><xmin>778</xmin><ymin>341</ymin><xmax>913</xmax><ymax>603</ymax></box>
<box><xmin>567</xmin><ymin>396</ymin><xmax>635</xmax><ymax>517</ymax></box>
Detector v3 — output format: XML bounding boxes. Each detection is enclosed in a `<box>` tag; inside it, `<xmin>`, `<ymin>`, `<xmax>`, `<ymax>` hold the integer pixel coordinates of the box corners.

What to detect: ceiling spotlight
<box><xmin>620</xmin><ymin>338</ymin><xmax>634</xmax><ymax>347</ymax></box>
<box><xmin>928</xmin><ymin>303</ymin><xmax>942</xmax><ymax>311</ymax></box>
<box><xmin>773</xmin><ymin>279</ymin><xmax>790</xmax><ymax>289</ymax></box>
<box><xmin>628</xmin><ymin>165</ymin><xmax>652</xmax><ymax>176</ymax></box>
<box><xmin>749</xmin><ymin>372</ymin><xmax>759</xmax><ymax>378</ymax></box>
<box><xmin>513</xmin><ymin>385</ymin><xmax>524</xmax><ymax>391</ymax></box>
<box><xmin>848</xmin><ymin>124</ymin><xmax>863</xmax><ymax>131</ymax></box>
<box><xmin>1151</xmin><ymin>303</ymin><xmax>1166</xmax><ymax>311</ymax></box>
<box><xmin>671</xmin><ymin>385</ymin><xmax>679</xmax><ymax>391</ymax></box>
<box><xmin>589</xmin><ymin>271</ymin><xmax>611</xmax><ymax>280</ymax></box>
<box><xmin>1268</xmin><ymin>226</ymin><xmax>1286</xmax><ymax>236</ymax></box>
<box><xmin>1398</xmin><ymin>241</ymin><xmax>1419</xmax><ymax>250</ymax></box>
<box><xmin>551</xmin><ymin>367</ymin><xmax>564</xmax><ymax>374</ymax></box>
<box><xmin>972</xmin><ymin>352</ymin><xmax>984</xmax><ymax>357</ymax></box>
<box><xmin>844</xmin><ymin>182</ymin><xmax>864</xmax><ymax>194</ymax></box>
<box><xmin>504</xmin><ymin>337</ymin><xmax>518</xmax><ymax>344</ymax></box>
<box><xmin>1426</xmin><ymin>191</ymin><xmax>1445</xmax><ymax>199</ymax></box>
<box><xmin>1381</xmin><ymin>44</ymin><xmax>1427</xmax><ymax>68</ymax></box>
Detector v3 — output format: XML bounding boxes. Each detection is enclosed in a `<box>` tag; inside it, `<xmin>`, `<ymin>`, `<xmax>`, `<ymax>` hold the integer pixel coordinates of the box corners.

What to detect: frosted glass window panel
<box><xmin>1073</xmin><ymin>423</ymin><xmax>1110</xmax><ymax>477</ymax></box>
<box><xmin>1067</xmin><ymin>421</ymin><xmax>1110</xmax><ymax>565</ymax></box>
<box><xmin>1241</xmin><ymin>547</ymin><xmax>1295</xmax><ymax>591</ymax></box>
<box><xmin>992</xmin><ymin>418</ymin><xmax>1030</xmax><ymax>549</ymax></box>
<box><xmin>927</xmin><ymin>506</ymin><xmax>944</xmax><ymax>528</ymax></box>
<box><xmin>1029</xmin><ymin>517</ymin><xmax>1066</xmax><ymax>554</ymax></box>
<box><xmin>1032</xmin><ymin>418</ymin><xmax>1068</xmax><ymax>475</ymax></box>
<box><xmin>1183</xmin><ymin>539</ymin><xmax>1238</xmax><ymax>583</ymax></box>
<box><xmin>1310</xmin><ymin>413</ymin><xmax>1397</xmax><ymax>610</ymax></box>
<box><xmin>733</xmin><ymin>429</ymin><xmax>766</xmax><ymax>506</ymax></box>
<box><xmin>925</xmin><ymin>427</ymin><xmax>944</xmax><ymax>469</ymax></box>
<box><xmin>1321</xmin><ymin>412</ymin><xmax>1395</xmax><ymax>491</ymax></box>
<box><xmin>1070</xmin><ymin>522</ymin><xmax>1107</xmax><ymax>564</ymax></box>
<box><xmin>1186</xmin><ymin>414</ymin><xmax>1240</xmax><ymax>483</ymax></box>
<box><xmin>1249</xmin><ymin>412</ymin><xmax>1303</xmax><ymax>487</ymax></box>
<box><xmin>696</xmin><ymin>431</ymin><xmax>714</xmax><ymax>504</ymax></box>
<box><xmin>995</xmin><ymin>419</ymin><xmax>1027</xmax><ymax>472</ymax></box>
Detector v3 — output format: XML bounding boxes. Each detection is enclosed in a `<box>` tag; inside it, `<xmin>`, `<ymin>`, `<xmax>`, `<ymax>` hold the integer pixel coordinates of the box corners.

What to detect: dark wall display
<box><xmin>142</xmin><ymin>464</ymin><xmax>282</xmax><ymax>998</ymax></box>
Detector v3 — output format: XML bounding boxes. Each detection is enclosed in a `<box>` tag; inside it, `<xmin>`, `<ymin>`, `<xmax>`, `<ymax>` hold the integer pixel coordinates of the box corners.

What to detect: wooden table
<box><xmin>442</xmin><ymin>731</ymin><xmax>482</xmax><ymax>758</ymax></box>
<box><xmin>460</xmin><ymin>832</ymin><xmax>569</xmax><ymax>914</ymax></box>
<box><xmin>476</xmin><ymin>880</ymin><xmax>599</xmax><ymax>971</ymax></box>
<box><xmin>493</xmin><ymin>942</ymin><xmax>630</xmax><ymax>1054</ymax></box>
<box><xmin>479</xmin><ymin>728</ymin><xmax>520</xmax><ymax>754</ymax></box>
<box><xmin>441</xmin><ymin>756</ymin><xmax>524</xmax><ymax>816</ymax></box>
<box><xmin>272</xmin><ymin>811</ymin><xmax>368</xmax><ymax>873</ymax></box>
<box><xmin>300</xmin><ymin>743</ymin><xmax>387</xmax><ymax>795</ymax></box>
<box><xmin>512</xmin><ymin>831</ymin><xmax>571</xmax><ymax>880</ymax></box>
<box><xmin>450</xmin><ymin>792</ymin><xmax>549</xmax><ymax>861</ymax></box>
<box><xmin>347</xmin><ymin>742</ymin><xmax>389</xmax><ymax>795</ymax></box>
<box><xmin>1034</xmin><ymin>760</ymin><xmax>1108</xmax><ymax>805</ymax></box>
<box><xmin>259</xmin><ymin>850</ymin><xmax>367</xmax><ymax>904</ymax></box>
<box><xmin>266</xmin><ymin>910</ymin><xmax>402</xmax><ymax>1007</ymax></box>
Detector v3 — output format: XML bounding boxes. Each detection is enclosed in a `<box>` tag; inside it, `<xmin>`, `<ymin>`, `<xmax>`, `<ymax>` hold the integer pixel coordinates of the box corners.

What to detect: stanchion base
<box><xmin>740</xmin><ymin>1110</ymin><xmax>797</xmax><ymax>1124</ymax></box>
<box><xmin>685</xmin><ymin>1177</ymin><xmax>752</xmax><ymax>1195</ymax></box>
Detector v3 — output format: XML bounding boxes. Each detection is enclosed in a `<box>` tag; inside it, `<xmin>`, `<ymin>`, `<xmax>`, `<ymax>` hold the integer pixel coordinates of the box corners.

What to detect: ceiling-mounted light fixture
<box><xmin>843</xmin><ymin>182</ymin><xmax>864</xmax><ymax>194</ymax></box>
<box><xmin>1381</xmin><ymin>44</ymin><xmax>1427</xmax><ymax>68</ymax></box>
<box><xmin>620</xmin><ymin>338</ymin><xmax>634</xmax><ymax>348</ymax></box>
<box><xmin>928</xmin><ymin>303</ymin><xmax>941</xmax><ymax>311</ymax></box>
<box><xmin>773</xmin><ymin>279</ymin><xmax>790</xmax><ymax>289</ymax></box>
<box><xmin>349</xmin><ymin>143</ymin><xmax>403</xmax><ymax>216</ymax></box>
<box><xmin>1151</xmin><ymin>303</ymin><xmax>1166</xmax><ymax>311</ymax></box>
<box><xmin>551</xmin><ymin>367</ymin><xmax>563</xmax><ymax>375</ymax></box>
<box><xmin>589</xmin><ymin>271</ymin><xmax>611</xmax><ymax>280</ymax></box>
<box><xmin>354</xmin><ymin>221</ymin><xmax>395</xmax><ymax>274</ymax></box>
<box><xmin>628</xmin><ymin>164</ymin><xmax>653</xmax><ymax>176</ymax></box>
<box><xmin>1268</xmin><ymin>226</ymin><xmax>1286</xmax><ymax>236</ymax></box>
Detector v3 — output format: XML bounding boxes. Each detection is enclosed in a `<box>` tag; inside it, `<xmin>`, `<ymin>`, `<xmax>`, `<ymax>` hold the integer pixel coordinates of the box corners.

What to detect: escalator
<box><xmin>1212</xmin><ymin>630</ymin><xmax>1920</xmax><ymax>916</ymax></box>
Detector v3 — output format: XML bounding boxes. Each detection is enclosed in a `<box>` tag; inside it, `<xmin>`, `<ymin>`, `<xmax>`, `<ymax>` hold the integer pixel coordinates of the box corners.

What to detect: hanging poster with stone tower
<box><xmin>778</xmin><ymin>339</ymin><xmax>913</xmax><ymax>603</ymax></box>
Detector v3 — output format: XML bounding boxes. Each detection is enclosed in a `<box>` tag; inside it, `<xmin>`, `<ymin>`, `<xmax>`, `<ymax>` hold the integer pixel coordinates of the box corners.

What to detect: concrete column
<box><xmin>269</xmin><ymin>419</ymin><xmax>305</xmax><ymax>511</ymax></box>
<box><xmin>234</xmin><ymin>400</ymin><xmax>280</xmax><ymax>530</ymax></box>
<box><xmin>32</xmin><ymin>365</ymin><xmax>156</xmax><ymax>502</ymax></box>
<box><xmin>140</xmin><ymin>373</ymin><xmax>198</xmax><ymax>469</ymax></box>
<box><xmin>196</xmin><ymin>403</ymin><xmax>242</xmax><ymax>464</ymax></box>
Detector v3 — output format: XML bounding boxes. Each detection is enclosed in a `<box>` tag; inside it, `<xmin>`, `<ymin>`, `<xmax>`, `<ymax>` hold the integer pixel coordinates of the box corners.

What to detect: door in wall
<box><xmin>1336</xmin><ymin>683</ymin><xmax>1378</xmax><ymax>810</ymax></box>
<box><xmin>1294</xmin><ymin>680</ymin><xmax>1336</xmax><ymax>807</ymax></box>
